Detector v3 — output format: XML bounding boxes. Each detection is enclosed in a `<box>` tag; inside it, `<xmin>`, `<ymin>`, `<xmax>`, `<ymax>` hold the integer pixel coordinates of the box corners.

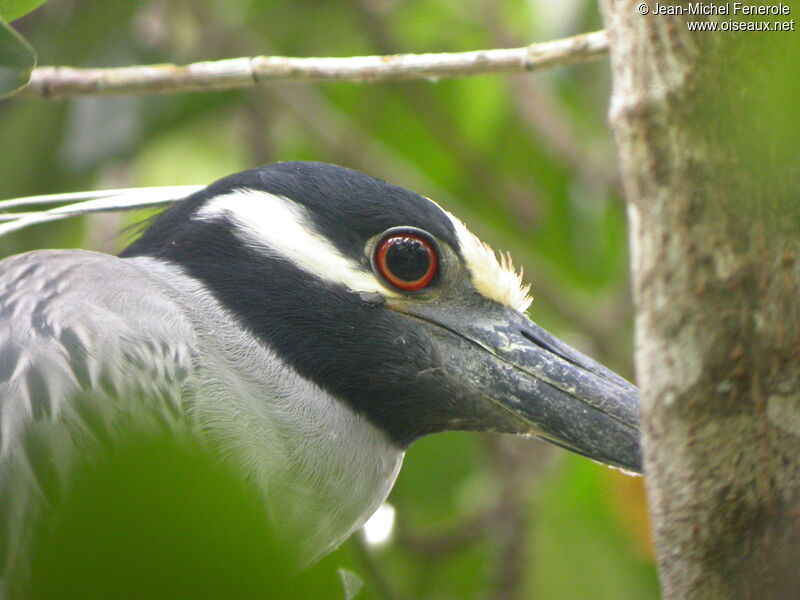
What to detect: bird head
<box><xmin>121</xmin><ymin>162</ymin><xmax>640</xmax><ymax>473</ymax></box>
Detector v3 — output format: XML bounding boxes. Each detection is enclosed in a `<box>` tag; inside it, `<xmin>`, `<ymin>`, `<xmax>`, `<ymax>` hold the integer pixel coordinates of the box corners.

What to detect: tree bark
<box><xmin>599</xmin><ymin>3</ymin><xmax>800</xmax><ymax>599</ymax></box>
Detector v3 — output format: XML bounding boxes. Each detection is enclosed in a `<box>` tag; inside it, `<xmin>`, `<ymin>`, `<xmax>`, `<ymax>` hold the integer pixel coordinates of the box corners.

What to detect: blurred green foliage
<box><xmin>29</xmin><ymin>428</ymin><xmax>293</xmax><ymax>600</ymax></box>
<box><xmin>0</xmin><ymin>1</ymin><xmax>656</xmax><ymax>598</ymax></box>
<box><xmin>0</xmin><ymin>0</ymin><xmax>48</xmax><ymax>22</ymax></box>
<box><xmin>0</xmin><ymin>19</ymin><xmax>35</xmax><ymax>98</ymax></box>
<box><xmin>23</xmin><ymin>414</ymin><xmax>366</xmax><ymax>600</ymax></box>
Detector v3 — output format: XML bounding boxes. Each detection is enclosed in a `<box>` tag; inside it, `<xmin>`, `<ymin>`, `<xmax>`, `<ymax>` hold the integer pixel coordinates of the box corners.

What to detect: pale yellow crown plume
<box><xmin>445</xmin><ymin>211</ymin><xmax>532</xmax><ymax>313</ymax></box>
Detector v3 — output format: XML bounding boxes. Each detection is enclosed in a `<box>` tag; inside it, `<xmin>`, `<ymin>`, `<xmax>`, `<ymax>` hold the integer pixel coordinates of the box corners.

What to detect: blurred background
<box><xmin>1</xmin><ymin>0</ymin><xmax>657</xmax><ymax>598</ymax></box>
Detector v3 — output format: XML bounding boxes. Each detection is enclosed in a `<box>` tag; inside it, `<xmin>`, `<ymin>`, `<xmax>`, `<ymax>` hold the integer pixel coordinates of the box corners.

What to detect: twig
<box><xmin>24</xmin><ymin>31</ymin><xmax>608</xmax><ymax>99</ymax></box>
<box><xmin>395</xmin><ymin>504</ymin><xmax>507</xmax><ymax>558</ymax></box>
<box><xmin>484</xmin><ymin>436</ymin><xmax>547</xmax><ymax>600</ymax></box>
<box><xmin>352</xmin><ymin>0</ymin><xmax>547</xmax><ymax>228</ymax></box>
<box><xmin>478</xmin><ymin>3</ymin><xmax>624</xmax><ymax>198</ymax></box>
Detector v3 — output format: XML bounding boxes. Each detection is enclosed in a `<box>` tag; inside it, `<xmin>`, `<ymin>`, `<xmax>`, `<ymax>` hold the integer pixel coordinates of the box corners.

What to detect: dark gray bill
<box><xmin>397</xmin><ymin>300</ymin><xmax>641</xmax><ymax>474</ymax></box>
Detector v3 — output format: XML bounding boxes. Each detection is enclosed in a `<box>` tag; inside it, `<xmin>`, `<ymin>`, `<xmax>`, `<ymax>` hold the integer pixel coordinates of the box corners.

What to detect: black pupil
<box><xmin>385</xmin><ymin>237</ymin><xmax>431</xmax><ymax>282</ymax></box>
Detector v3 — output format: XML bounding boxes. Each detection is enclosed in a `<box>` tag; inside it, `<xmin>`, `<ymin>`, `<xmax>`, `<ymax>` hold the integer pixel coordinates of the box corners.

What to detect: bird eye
<box><xmin>374</xmin><ymin>230</ymin><xmax>438</xmax><ymax>292</ymax></box>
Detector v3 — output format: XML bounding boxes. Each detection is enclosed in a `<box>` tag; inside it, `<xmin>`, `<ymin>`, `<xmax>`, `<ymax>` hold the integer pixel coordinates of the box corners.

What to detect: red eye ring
<box><xmin>374</xmin><ymin>231</ymin><xmax>438</xmax><ymax>292</ymax></box>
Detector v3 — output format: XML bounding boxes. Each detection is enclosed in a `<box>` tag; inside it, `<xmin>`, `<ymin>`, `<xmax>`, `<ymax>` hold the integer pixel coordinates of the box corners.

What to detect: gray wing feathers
<box><xmin>0</xmin><ymin>250</ymin><xmax>196</xmax><ymax>455</ymax></box>
<box><xmin>0</xmin><ymin>250</ymin><xmax>198</xmax><ymax>586</ymax></box>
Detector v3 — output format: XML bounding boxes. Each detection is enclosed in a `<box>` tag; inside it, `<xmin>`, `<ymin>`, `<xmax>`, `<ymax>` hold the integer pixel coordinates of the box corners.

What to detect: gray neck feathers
<box><xmin>129</xmin><ymin>257</ymin><xmax>405</xmax><ymax>563</ymax></box>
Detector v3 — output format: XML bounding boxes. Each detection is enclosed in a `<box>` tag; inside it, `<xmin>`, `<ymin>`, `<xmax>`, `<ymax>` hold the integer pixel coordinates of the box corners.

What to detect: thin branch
<box><xmin>395</xmin><ymin>437</ymin><xmax>555</xmax><ymax>565</ymax></box>
<box><xmin>478</xmin><ymin>2</ymin><xmax>624</xmax><ymax>198</ymax></box>
<box><xmin>484</xmin><ymin>436</ymin><xmax>546</xmax><ymax>600</ymax></box>
<box><xmin>352</xmin><ymin>0</ymin><xmax>547</xmax><ymax>228</ymax></box>
<box><xmin>24</xmin><ymin>31</ymin><xmax>608</xmax><ymax>99</ymax></box>
<box><xmin>395</xmin><ymin>504</ymin><xmax>505</xmax><ymax>558</ymax></box>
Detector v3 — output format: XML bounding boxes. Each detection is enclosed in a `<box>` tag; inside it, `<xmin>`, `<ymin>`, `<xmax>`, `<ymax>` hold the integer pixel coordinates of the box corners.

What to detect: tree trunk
<box><xmin>599</xmin><ymin>3</ymin><xmax>800</xmax><ymax>599</ymax></box>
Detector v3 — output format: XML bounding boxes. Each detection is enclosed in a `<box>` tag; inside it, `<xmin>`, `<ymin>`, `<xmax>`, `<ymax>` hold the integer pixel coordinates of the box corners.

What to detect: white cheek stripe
<box><xmin>196</xmin><ymin>189</ymin><xmax>399</xmax><ymax>296</ymax></box>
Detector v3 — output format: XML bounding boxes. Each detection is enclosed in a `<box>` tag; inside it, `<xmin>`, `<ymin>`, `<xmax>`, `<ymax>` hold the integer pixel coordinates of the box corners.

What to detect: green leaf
<box><xmin>0</xmin><ymin>18</ymin><xmax>35</xmax><ymax>98</ymax></box>
<box><xmin>0</xmin><ymin>0</ymin><xmax>48</xmax><ymax>22</ymax></box>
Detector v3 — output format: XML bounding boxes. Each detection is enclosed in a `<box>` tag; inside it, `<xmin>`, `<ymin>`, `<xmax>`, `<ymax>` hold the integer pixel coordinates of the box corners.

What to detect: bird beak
<box><xmin>390</xmin><ymin>298</ymin><xmax>641</xmax><ymax>474</ymax></box>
